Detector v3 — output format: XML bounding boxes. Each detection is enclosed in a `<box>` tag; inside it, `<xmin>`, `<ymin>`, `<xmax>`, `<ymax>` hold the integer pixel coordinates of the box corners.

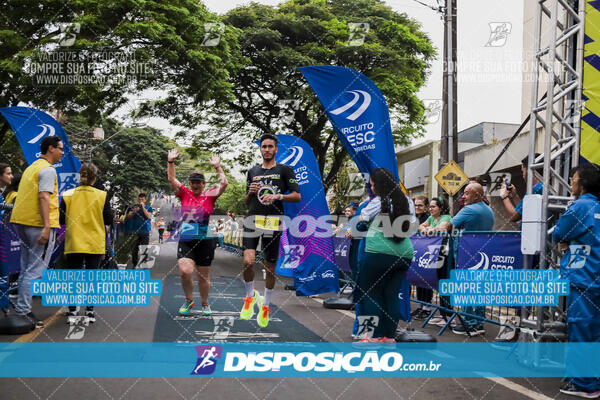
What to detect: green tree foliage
<box><xmin>62</xmin><ymin>115</ymin><xmax>173</xmax><ymax>210</ymax></box>
<box><xmin>0</xmin><ymin>0</ymin><xmax>241</xmax><ymax>141</ymax></box>
<box><xmin>328</xmin><ymin>163</ymin><xmax>366</xmax><ymax>213</ymax></box>
<box><xmin>214</xmin><ymin>178</ymin><xmax>247</xmax><ymax>215</ymax></box>
<box><xmin>185</xmin><ymin>0</ymin><xmax>435</xmax><ymax>189</ymax></box>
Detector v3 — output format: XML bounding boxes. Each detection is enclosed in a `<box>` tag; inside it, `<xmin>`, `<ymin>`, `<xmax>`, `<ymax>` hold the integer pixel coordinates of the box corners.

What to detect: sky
<box><xmin>116</xmin><ymin>0</ymin><xmax>525</xmax><ymax>149</ymax></box>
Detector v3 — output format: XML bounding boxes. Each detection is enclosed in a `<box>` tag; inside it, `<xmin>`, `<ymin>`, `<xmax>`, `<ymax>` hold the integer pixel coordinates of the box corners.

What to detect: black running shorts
<box><xmin>242</xmin><ymin>227</ymin><xmax>282</xmax><ymax>263</ymax></box>
<box><xmin>177</xmin><ymin>239</ymin><xmax>215</xmax><ymax>266</ymax></box>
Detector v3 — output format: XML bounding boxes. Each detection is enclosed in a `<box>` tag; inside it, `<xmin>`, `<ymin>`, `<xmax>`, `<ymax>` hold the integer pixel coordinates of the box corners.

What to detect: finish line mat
<box><xmin>152</xmin><ymin>275</ymin><xmax>322</xmax><ymax>342</ymax></box>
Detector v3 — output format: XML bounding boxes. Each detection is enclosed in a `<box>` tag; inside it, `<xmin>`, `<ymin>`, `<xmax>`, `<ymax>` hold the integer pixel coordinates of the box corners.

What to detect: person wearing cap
<box><xmin>167</xmin><ymin>148</ymin><xmax>228</xmax><ymax>316</ymax></box>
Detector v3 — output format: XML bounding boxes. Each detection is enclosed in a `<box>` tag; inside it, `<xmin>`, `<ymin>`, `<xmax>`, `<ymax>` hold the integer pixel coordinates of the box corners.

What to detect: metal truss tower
<box><xmin>524</xmin><ymin>0</ymin><xmax>585</xmax><ymax>336</ymax></box>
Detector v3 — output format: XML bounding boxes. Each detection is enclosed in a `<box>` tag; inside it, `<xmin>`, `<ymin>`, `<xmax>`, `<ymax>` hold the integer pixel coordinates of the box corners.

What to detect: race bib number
<box><xmin>255</xmin><ymin>216</ymin><xmax>280</xmax><ymax>231</ymax></box>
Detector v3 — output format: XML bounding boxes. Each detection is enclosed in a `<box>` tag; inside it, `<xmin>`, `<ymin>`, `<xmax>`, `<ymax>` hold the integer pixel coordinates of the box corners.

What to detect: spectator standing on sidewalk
<box><xmin>10</xmin><ymin>136</ymin><xmax>63</xmax><ymax>327</ymax></box>
<box><xmin>125</xmin><ymin>193</ymin><xmax>153</xmax><ymax>268</ymax></box>
<box><xmin>447</xmin><ymin>183</ymin><xmax>494</xmax><ymax>336</ymax></box>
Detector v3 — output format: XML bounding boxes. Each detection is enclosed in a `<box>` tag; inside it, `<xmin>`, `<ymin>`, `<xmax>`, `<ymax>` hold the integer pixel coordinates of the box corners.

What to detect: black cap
<box><xmin>188</xmin><ymin>172</ymin><xmax>205</xmax><ymax>182</ymax></box>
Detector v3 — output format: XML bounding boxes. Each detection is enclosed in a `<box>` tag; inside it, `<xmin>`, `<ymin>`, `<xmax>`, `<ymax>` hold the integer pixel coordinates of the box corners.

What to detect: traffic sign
<box><xmin>434</xmin><ymin>160</ymin><xmax>469</xmax><ymax>196</ymax></box>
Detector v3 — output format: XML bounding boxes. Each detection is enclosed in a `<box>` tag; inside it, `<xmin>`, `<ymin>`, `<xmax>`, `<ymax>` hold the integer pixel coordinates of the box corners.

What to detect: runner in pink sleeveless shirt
<box><xmin>167</xmin><ymin>149</ymin><xmax>228</xmax><ymax>316</ymax></box>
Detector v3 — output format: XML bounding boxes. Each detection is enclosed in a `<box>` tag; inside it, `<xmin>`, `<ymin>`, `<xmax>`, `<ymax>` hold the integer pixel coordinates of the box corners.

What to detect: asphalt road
<box><xmin>0</xmin><ymin>228</ymin><xmax>571</xmax><ymax>400</ymax></box>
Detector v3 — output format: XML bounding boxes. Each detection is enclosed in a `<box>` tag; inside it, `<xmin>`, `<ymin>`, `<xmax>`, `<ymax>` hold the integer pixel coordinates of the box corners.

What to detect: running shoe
<box><xmin>352</xmin><ymin>337</ymin><xmax>381</xmax><ymax>349</ymax></box>
<box><xmin>378</xmin><ymin>337</ymin><xmax>397</xmax><ymax>343</ymax></box>
<box><xmin>65</xmin><ymin>310</ymin><xmax>77</xmax><ymax>324</ymax></box>
<box><xmin>179</xmin><ymin>298</ymin><xmax>195</xmax><ymax>316</ymax></box>
<box><xmin>412</xmin><ymin>309</ymin><xmax>430</xmax><ymax>320</ymax></box>
<box><xmin>452</xmin><ymin>324</ymin><xmax>485</xmax><ymax>336</ymax></box>
<box><xmin>257</xmin><ymin>299</ymin><xmax>270</xmax><ymax>328</ymax></box>
<box><xmin>86</xmin><ymin>310</ymin><xmax>96</xmax><ymax>323</ymax></box>
<box><xmin>560</xmin><ymin>382</ymin><xmax>600</xmax><ymax>398</ymax></box>
<box><xmin>240</xmin><ymin>290</ymin><xmax>260</xmax><ymax>320</ymax></box>
<box><xmin>429</xmin><ymin>316</ymin><xmax>453</xmax><ymax>327</ymax></box>
<box><xmin>410</xmin><ymin>307</ymin><xmax>423</xmax><ymax>318</ymax></box>
<box><xmin>201</xmin><ymin>304</ymin><xmax>212</xmax><ymax>316</ymax></box>
<box><xmin>25</xmin><ymin>312</ymin><xmax>44</xmax><ymax>328</ymax></box>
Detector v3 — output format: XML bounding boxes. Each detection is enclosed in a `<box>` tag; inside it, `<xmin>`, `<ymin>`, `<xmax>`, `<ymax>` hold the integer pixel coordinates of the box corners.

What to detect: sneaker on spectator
<box><xmin>65</xmin><ymin>310</ymin><xmax>77</xmax><ymax>324</ymax></box>
<box><xmin>86</xmin><ymin>310</ymin><xmax>96</xmax><ymax>323</ymax></box>
<box><xmin>413</xmin><ymin>309</ymin><xmax>429</xmax><ymax>320</ymax></box>
<box><xmin>352</xmin><ymin>337</ymin><xmax>382</xmax><ymax>349</ymax></box>
<box><xmin>24</xmin><ymin>312</ymin><xmax>44</xmax><ymax>328</ymax></box>
<box><xmin>410</xmin><ymin>308</ymin><xmax>423</xmax><ymax>317</ymax></box>
<box><xmin>429</xmin><ymin>316</ymin><xmax>450</xmax><ymax>326</ymax></box>
<box><xmin>560</xmin><ymin>382</ymin><xmax>600</xmax><ymax>398</ymax></box>
<box><xmin>452</xmin><ymin>324</ymin><xmax>485</xmax><ymax>336</ymax></box>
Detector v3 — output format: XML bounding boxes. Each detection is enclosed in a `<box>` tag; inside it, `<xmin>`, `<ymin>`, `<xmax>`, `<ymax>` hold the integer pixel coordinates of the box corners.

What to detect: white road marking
<box><xmin>194</xmin><ymin>331</ymin><xmax>280</xmax><ymax>339</ymax></box>
<box><xmin>484</xmin><ymin>377</ymin><xmax>555</xmax><ymax>400</ymax></box>
<box><xmin>311</xmin><ymin>297</ymin><xmax>551</xmax><ymax>399</ymax></box>
<box><xmin>174</xmin><ymin>314</ymin><xmax>282</xmax><ymax>322</ymax></box>
<box><xmin>174</xmin><ymin>293</ymin><xmax>241</xmax><ymax>298</ymax></box>
<box><xmin>309</xmin><ymin>297</ymin><xmax>355</xmax><ymax>318</ymax></box>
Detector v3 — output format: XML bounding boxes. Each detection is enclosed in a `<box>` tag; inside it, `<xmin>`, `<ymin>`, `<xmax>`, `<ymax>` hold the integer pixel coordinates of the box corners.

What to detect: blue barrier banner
<box><xmin>0</xmin><ymin>107</ymin><xmax>82</xmax><ymax>193</ymax></box>
<box><xmin>406</xmin><ymin>235</ymin><xmax>444</xmax><ymax>290</ymax></box>
<box><xmin>456</xmin><ymin>232</ymin><xmax>524</xmax><ymax>270</ymax></box>
<box><xmin>334</xmin><ymin>237</ymin><xmax>351</xmax><ymax>273</ymax></box>
<box><xmin>269</xmin><ymin>135</ymin><xmax>338</xmax><ymax>296</ymax></box>
<box><xmin>0</xmin><ymin>218</ymin><xmax>20</xmax><ymax>276</ymax></box>
<box><xmin>1</xmin><ymin>342</ymin><xmax>599</xmax><ymax>377</ymax></box>
<box><xmin>0</xmin><ymin>213</ymin><xmax>20</xmax><ymax>309</ymax></box>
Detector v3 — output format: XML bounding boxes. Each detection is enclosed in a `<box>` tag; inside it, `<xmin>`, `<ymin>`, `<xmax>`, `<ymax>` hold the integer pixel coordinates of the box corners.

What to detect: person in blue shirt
<box><xmin>500</xmin><ymin>154</ymin><xmax>543</xmax><ymax>223</ymax></box>
<box><xmin>125</xmin><ymin>193</ymin><xmax>153</xmax><ymax>268</ymax></box>
<box><xmin>553</xmin><ymin>163</ymin><xmax>600</xmax><ymax>398</ymax></box>
<box><xmin>448</xmin><ymin>182</ymin><xmax>495</xmax><ymax>336</ymax></box>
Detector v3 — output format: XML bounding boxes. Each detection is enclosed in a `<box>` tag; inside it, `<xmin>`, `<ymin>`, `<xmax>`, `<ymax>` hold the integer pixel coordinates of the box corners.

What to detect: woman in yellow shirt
<box><xmin>59</xmin><ymin>163</ymin><xmax>113</xmax><ymax>323</ymax></box>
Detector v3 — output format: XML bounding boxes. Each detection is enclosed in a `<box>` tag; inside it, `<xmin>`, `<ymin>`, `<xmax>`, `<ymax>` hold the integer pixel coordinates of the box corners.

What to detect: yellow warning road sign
<box><xmin>434</xmin><ymin>160</ymin><xmax>469</xmax><ymax>196</ymax></box>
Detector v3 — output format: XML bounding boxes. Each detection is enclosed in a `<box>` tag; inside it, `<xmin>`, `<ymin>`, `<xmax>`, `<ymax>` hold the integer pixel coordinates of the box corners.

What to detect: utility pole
<box><xmin>440</xmin><ymin>0</ymin><xmax>458</xmax><ymax>212</ymax></box>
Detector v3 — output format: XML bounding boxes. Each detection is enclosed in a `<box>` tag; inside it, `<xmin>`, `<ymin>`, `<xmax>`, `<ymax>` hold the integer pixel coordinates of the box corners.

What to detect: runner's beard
<box><xmin>262</xmin><ymin>153</ymin><xmax>274</xmax><ymax>162</ymax></box>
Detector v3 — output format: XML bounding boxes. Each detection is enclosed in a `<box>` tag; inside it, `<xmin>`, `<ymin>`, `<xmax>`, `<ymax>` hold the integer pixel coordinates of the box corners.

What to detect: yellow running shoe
<box><xmin>240</xmin><ymin>290</ymin><xmax>259</xmax><ymax>320</ymax></box>
<box><xmin>257</xmin><ymin>298</ymin><xmax>270</xmax><ymax>328</ymax></box>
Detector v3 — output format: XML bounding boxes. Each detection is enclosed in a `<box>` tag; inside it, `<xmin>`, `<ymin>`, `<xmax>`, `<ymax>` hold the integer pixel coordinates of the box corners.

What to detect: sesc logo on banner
<box><xmin>457</xmin><ymin>234</ymin><xmax>523</xmax><ymax>270</ymax></box>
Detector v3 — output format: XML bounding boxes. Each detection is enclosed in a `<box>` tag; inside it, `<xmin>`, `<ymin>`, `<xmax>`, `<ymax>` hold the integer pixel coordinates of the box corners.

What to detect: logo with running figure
<box><xmin>567</xmin><ymin>245</ymin><xmax>591</xmax><ymax>269</ymax></box>
<box><xmin>485</xmin><ymin>22</ymin><xmax>512</xmax><ymax>47</ymax></box>
<box><xmin>191</xmin><ymin>345</ymin><xmax>222</xmax><ymax>375</ymax></box>
<box><xmin>281</xmin><ymin>245</ymin><xmax>305</xmax><ymax>269</ymax></box>
<box><xmin>59</xmin><ymin>172</ymin><xmax>80</xmax><ymax>193</ymax></box>
<box><xmin>356</xmin><ymin>316</ymin><xmax>379</xmax><ymax>339</ymax></box>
